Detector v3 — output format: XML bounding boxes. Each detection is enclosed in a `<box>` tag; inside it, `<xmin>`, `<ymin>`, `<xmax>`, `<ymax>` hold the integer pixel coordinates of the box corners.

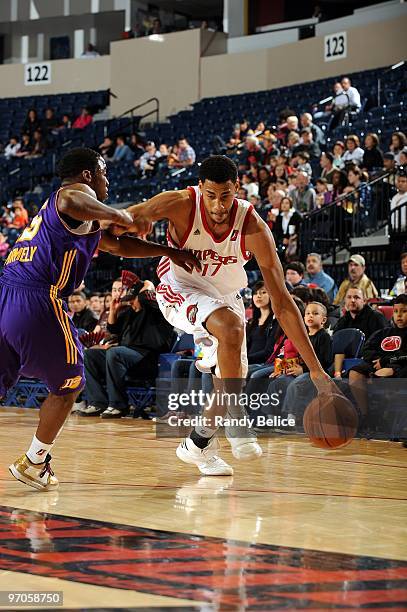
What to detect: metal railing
<box><xmin>300</xmin><ymin>170</ymin><xmax>395</xmax><ymax>261</ymax></box>
<box><xmin>106</xmin><ymin>97</ymin><xmax>160</xmax><ymax>137</ymax></box>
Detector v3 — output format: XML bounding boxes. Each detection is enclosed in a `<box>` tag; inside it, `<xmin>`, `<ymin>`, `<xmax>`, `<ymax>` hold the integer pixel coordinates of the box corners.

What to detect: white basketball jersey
<box><xmin>157</xmin><ymin>186</ymin><xmax>253</xmax><ymax>297</ymax></box>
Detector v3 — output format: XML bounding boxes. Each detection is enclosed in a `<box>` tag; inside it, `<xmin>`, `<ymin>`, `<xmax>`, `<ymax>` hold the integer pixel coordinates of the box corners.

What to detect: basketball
<box><xmin>303</xmin><ymin>393</ymin><xmax>359</xmax><ymax>449</ymax></box>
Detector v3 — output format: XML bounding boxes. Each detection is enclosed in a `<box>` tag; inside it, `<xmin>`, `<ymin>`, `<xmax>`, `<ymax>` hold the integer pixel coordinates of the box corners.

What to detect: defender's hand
<box><xmin>168</xmin><ymin>249</ymin><xmax>201</xmax><ymax>274</ymax></box>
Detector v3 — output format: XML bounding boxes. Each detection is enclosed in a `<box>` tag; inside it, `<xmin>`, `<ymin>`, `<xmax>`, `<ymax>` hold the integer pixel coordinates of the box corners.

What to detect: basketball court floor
<box><xmin>0</xmin><ymin>407</ymin><xmax>406</xmax><ymax>610</ymax></box>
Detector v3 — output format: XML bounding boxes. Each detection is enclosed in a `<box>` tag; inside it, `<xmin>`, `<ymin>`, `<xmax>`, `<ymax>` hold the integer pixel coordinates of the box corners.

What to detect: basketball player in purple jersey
<box><xmin>1</xmin><ymin>148</ymin><xmax>199</xmax><ymax>490</ymax></box>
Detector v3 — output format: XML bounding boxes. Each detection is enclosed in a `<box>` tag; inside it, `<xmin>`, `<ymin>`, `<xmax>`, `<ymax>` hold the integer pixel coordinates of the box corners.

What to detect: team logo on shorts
<box><xmin>381</xmin><ymin>336</ymin><xmax>402</xmax><ymax>352</ymax></box>
<box><xmin>60</xmin><ymin>376</ymin><xmax>83</xmax><ymax>391</ymax></box>
<box><xmin>187</xmin><ymin>304</ymin><xmax>198</xmax><ymax>325</ymax></box>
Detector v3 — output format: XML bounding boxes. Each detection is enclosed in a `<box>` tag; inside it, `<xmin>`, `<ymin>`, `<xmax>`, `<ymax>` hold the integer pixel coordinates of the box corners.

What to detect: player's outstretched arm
<box><xmin>99</xmin><ymin>232</ymin><xmax>201</xmax><ymax>274</ymax></box>
<box><xmin>125</xmin><ymin>189</ymin><xmax>191</xmax><ymax>230</ymax></box>
<box><xmin>58</xmin><ymin>184</ymin><xmax>133</xmax><ymax>228</ymax></box>
<box><xmin>245</xmin><ymin>212</ymin><xmax>331</xmax><ymax>391</ymax></box>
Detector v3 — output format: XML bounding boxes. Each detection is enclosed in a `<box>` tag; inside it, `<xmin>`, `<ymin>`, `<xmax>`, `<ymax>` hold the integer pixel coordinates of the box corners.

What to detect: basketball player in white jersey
<box><xmin>127</xmin><ymin>156</ymin><xmax>331</xmax><ymax>475</ymax></box>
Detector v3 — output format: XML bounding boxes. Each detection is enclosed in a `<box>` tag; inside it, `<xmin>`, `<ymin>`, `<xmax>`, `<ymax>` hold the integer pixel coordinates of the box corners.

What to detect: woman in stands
<box><xmin>362</xmin><ymin>133</ymin><xmax>384</xmax><ymax>173</ymax></box>
<box><xmin>272</xmin><ymin>196</ymin><xmax>302</xmax><ymax>260</ymax></box>
<box><xmin>332</xmin><ymin>140</ymin><xmax>345</xmax><ymax>169</ymax></box>
<box><xmin>342</xmin><ymin>135</ymin><xmax>364</xmax><ymax>167</ymax></box>
<box><xmin>390</xmin><ymin>131</ymin><xmax>407</xmax><ymax>164</ymax></box>
<box><xmin>22</xmin><ymin>109</ymin><xmax>40</xmax><ymax>136</ymax></box>
<box><xmin>246</xmin><ymin>281</ymin><xmax>274</xmax><ymax>369</ymax></box>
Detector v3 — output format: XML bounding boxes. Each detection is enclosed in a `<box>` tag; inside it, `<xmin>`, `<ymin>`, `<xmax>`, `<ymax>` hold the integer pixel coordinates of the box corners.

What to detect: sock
<box><xmin>26</xmin><ymin>435</ymin><xmax>54</xmax><ymax>464</ymax></box>
<box><xmin>190</xmin><ymin>426</ymin><xmax>217</xmax><ymax>449</ymax></box>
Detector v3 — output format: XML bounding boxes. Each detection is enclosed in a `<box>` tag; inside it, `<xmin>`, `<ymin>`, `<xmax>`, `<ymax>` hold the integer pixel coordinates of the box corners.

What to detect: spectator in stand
<box><xmin>68</xmin><ymin>291</ymin><xmax>99</xmax><ymax>332</ymax></box>
<box><xmin>390</xmin><ymin>252</ymin><xmax>407</xmax><ymax>296</ymax></box>
<box><xmin>320</xmin><ymin>151</ymin><xmax>335</xmax><ymax>182</ymax></box>
<box><xmin>300</xmin><ymin>112</ymin><xmax>325</xmax><ymax>148</ymax></box>
<box><xmin>8</xmin><ymin>199</ymin><xmax>29</xmax><ymax>230</ymax></box>
<box><xmin>296</xmin><ymin>152</ymin><xmax>312</xmax><ymax>178</ymax></box>
<box><xmin>263</xmin><ymin>133</ymin><xmax>279</xmax><ymax>165</ymax></box>
<box><xmin>140</xmin><ymin>141</ymin><xmax>161</xmax><ymax>176</ymax></box>
<box><xmin>331</xmin><ymin>169</ymin><xmax>348</xmax><ymax>200</ymax></box>
<box><xmin>41</xmin><ymin>108</ymin><xmax>58</xmax><ymax>135</ymax></box>
<box><xmin>149</xmin><ymin>18</ymin><xmax>163</xmax><ymax>35</ymax></box>
<box><xmin>239</xmin><ymin>135</ymin><xmax>264</xmax><ymax>170</ymax></box>
<box><xmin>58</xmin><ymin>114</ymin><xmax>71</xmax><ymax>129</ymax></box>
<box><xmin>171</xmin><ymin>137</ymin><xmax>196</xmax><ymax>168</ymax></box>
<box><xmin>342</xmin><ymin>135</ymin><xmax>364</xmax><ymax>167</ymax></box>
<box><xmin>399</xmin><ymin>147</ymin><xmax>407</xmax><ymax>166</ymax></box>
<box><xmin>72</xmin><ymin>107</ymin><xmax>93</xmax><ymax>129</ymax></box>
<box><xmin>290</xmin><ymin>171</ymin><xmax>316</xmax><ymax>213</ymax></box>
<box><xmin>313</xmin><ymin>81</ymin><xmax>345</xmax><ymax>122</ymax></box>
<box><xmin>279</xmin><ymin>115</ymin><xmax>299</xmax><ymax>147</ymax></box>
<box><xmin>15</xmin><ymin>134</ymin><xmax>32</xmax><ymax>158</ymax></box>
<box><xmin>293</xmin><ymin>128</ymin><xmax>321</xmax><ymax>159</ymax></box>
<box><xmin>257</xmin><ymin>166</ymin><xmax>272</xmax><ymax>199</ymax></box>
<box><xmin>89</xmin><ymin>293</ymin><xmax>103</xmax><ymax>317</ymax></box>
<box><xmin>0</xmin><ymin>232</ymin><xmax>10</xmax><ymax>261</ymax></box>
<box><xmin>315</xmin><ymin>178</ymin><xmax>333</xmax><ymax>206</ymax></box>
<box><xmin>329</xmin><ymin>77</ymin><xmax>361</xmax><ymax>130</ymax></box>
<box><xmin>345</xmin><ymin>167</ymin><xmax>372</xmax><ymax>229</ymax></box>
<box><xmin>334</xmin><ymin>254</ymin><xmax>379</xmax><ymax>306</ymax></box>
<box><xmin>98</xmin><ymin>136</ymin><xmax>114</xmax><ymax>160</ymax></box>
<box><xmin>27</xmin><ymin>129</ymin><xmax>47</xmax><ymax>158</ymax></box>
<box><xmin>333</xmin><ymin>286</ymin><xmax>387</xmax><ymax>355</ymax></box>
<box><xmin>332</xmin><ymin>140</ymin><xmax>345</xmax><ymax>169</ymax></box>
<box><xmin>362</xmin><ymin>133</ymin><xmax>384</xmax><ymax>173</ymax></box>
<box><xmin>112</xmin><ymin>135</ymin><xmax>134</xmax><ymax>163</ymax></box>
<box><xmin>305</xmin><ymin>253</ymin><xmax>337</xmax><ymax>301</ymax></box>
<box><xmin>271</xmin><ymin>163</ymin><xmax>288</xmax><ymax>184</ymax></box>
<box><xmin>239</xmin><ymin>118</ymin><xmax>250</xmax><ymax>138</ymax></box>
<box><xmin>390</xmin><ymin>131</ymin><xmax>406</xmax><ymax>164</ymax></box>
<box><xmin>285</xmin><ymin>261</ymin><xmax>307</xmax><ymax>289</ymax></box>
<box><xmin>22</xmin><ymin>109</ymin><xmax>41</xmax><ymax>136</ymax></box>
<box><xmin>95</xmin><ymin>279</ymin><xmax>122</xmax><ymax>334</ymax></box>
<box><xmin>82</xmin><ymin>281</ymin><xmax>173</xmax><ymax>418</ymax></box>
<box><xmin>237</xmin><ymin>186</ymin><xmax>248</xmax><ymax>200</ymax></box>
<box><xmin>286</xmin><ymin>131</ymin><xmax>301</xmax><ymax>157</ymax></box>
<box><xmin>382</xmin><ymin>152</ymin><xmax>397</xmax><ymax>187</ymax></box>
<box><xmin>129</xmin><ymin>133</ymin><xmax>145</xmax><ymax>161</ymax></box>
<box><xmin>4</xmin><ymin>136</ymin><xmax>20</xmax><ymax>159</ymax></box>
<box><xmin>348</xmin><ymin>295</ymin><xmax>407</xmax><ymax>418</ymax></box>
<box><xmin>246</xmin><ymin>281</ymin><xmax>274</xmax><ymax>366</ymax></box>
<box><xmin>241</xmin><ymin>172</ymin><xmax>259</xmax><ymax>198</ymax></box>
<box><xmin>273</xmin><ymin>195</ymin><xmax>302</xmax><ymax>259</ymax></box>
<box><xmin>81</xmin><ymin>43</ymin><xmax>100</xmax><ymax>58</ymax></box>
<box><xmin>390</xmin><ymin>169</ymin><xmax>407</xmax><ymax>231</ymax></box>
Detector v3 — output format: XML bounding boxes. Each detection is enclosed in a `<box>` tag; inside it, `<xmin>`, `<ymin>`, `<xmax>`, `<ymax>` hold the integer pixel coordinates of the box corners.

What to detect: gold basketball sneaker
<box><xmin>9</xmin><ymin>454</ymin><xmax>59</xmax><ymax>491</ymax></box>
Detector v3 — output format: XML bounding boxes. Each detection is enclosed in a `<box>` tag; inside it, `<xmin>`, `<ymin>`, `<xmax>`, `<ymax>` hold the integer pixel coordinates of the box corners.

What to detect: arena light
<box><xmin>391</xmin><ymin>61</ymin><xmax>405</xmax><ymax>70</ymax></box>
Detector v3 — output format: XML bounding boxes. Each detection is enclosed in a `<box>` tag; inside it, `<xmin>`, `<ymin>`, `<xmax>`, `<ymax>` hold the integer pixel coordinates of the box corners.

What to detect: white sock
<box><xmin>26</xmin><ymin>435</ymin><xmax>54</xmax><ymax>464</ymax></box>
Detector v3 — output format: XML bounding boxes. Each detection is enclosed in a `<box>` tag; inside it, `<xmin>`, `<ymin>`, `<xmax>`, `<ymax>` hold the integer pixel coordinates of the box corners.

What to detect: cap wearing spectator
<box><xmin>333</xmin><ymin>255</ymin><xmax>379</xmax><ymax>306</ymax></box>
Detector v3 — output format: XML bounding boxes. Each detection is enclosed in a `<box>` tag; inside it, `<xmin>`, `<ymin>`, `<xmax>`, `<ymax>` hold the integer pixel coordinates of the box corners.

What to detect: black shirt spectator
<box><xmin>304</xmin><ymin>328</ymin><xmax>333</xmax><ymax>373</ymax></box>
<box><xmin>69</xmin><ymin>292</ymin><xmax>99</xmax><ymax>332</ymax></box>
<box><xmin>22</xmin><ymin>109</ymin><xmax>41</xmax><ymax>136</ymax></box>
<box><xmin>334</xmin><ymin>304</ymin><xmax>388</xmax><ymax>339</ymax></box>
<box><xmin>107</xmin><ymin>290</ymin><xmax>173</xmax><ymax>356</ymax></box>
<box><xmin>362</xmin><ymin>133</ymin><xmax>384</xmax><ymax>172</ymax></box>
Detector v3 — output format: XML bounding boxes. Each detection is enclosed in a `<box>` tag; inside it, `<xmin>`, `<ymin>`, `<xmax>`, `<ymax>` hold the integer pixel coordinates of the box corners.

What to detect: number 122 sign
<box><xmin>324</xmin><ymin>32</ymin><xmax>347</xmax><ymax>62</ymax></box>
<box><xmin>24</xmin><ymin>62</ymin><xmax>52</xmax><ymax>86</ymax></box>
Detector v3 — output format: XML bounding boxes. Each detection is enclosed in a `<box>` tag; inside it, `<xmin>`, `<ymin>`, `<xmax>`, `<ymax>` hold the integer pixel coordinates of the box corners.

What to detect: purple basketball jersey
<box><xmin>2</xmin><ymin>189</ymin><xmax>101</xmax><ymax>297</ymax></box>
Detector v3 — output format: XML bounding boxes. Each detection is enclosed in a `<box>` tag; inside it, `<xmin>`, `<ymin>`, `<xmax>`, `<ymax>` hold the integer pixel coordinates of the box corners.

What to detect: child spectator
<box><xmin>272</xmin><ymin>301</ymin><xmax>333</xmax><ymax>427</ymax></box>
<box><xmin>315</xmin><ymin>178</ymin><xmax>333</xmax><ymax>207</ymax></box>
<box><xmin>349</xmin><ymin>295</ymin><xmax>407</xmax><ymax>416</ymax></box>
<box><xmin>296</xmin><ymin>151</ymin><xmax>312</xmax><ymax>177</ymax></box>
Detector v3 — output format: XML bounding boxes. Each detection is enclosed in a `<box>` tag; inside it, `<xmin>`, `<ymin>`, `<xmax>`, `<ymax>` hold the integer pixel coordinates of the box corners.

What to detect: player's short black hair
<box><xmin>393</xmin><ymin>294</ymin><xmax>407</xmax><ymax>306</ymax></box>
<box><xmin>57</xmin><ymin>147</ymin><xmax>102</xmax><ymax>179</ymax></box>
<box><xmin>199</xmin><ymin>155</ymin><xmax>238</xmax><ymax>184</ymax></box>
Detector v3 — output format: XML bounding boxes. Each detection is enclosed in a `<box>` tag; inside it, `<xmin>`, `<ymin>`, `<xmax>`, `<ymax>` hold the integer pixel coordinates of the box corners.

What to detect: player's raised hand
<box><xmin>168</xmin><ymin>248</ymin><xmax>201</xmax><ymax>274</ymax></box>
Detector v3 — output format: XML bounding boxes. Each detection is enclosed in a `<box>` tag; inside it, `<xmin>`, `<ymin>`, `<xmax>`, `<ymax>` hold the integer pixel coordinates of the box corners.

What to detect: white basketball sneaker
<box><xmin>225</xmin><ymin>431</ymin><xmax>263</xmax><ymax>460</ymax></box>
<box><xmin>176</xmin><ymin>436</ymin><xmax>233</xmax><ymax>476</ymax></box>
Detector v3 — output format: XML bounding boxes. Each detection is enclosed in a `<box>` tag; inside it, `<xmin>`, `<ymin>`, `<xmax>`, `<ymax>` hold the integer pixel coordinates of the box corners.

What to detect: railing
<box><xmin>300</xmin><ymin>170</ymin><xmax>395</xmax><ymax>261</ymax></box>
<box><xmin>106</xmin><ymin>97</ymin><xmax>160</xmax><ymax>138</ymax></box>
<box><xmin>390</xmin><ymin>199</ymin><xmax>407</xmax><ymax>236</ymax></box>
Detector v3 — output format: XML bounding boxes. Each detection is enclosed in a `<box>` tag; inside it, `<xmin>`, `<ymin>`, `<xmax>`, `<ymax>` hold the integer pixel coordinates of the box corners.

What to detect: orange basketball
<box><xmin>303</xmin><ymin>393</ymin><xmax>359</xmax><ymax>449</ymax></box>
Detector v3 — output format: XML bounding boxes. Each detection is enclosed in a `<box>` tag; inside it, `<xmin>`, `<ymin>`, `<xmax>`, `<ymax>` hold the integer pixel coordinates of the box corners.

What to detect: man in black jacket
<box><xmin>68</xmin><ymin>291</ymin><xmax>99</xmax><ymax>332</ymax></box>
<box><xmin>82</xmin><ymin>281</ymin><xmax>173</xmax><ymax>418</ymax></box>
<box><xmin>333</xmin><ymin>287</ymin><xmax>388</xmax><ymax>338</ymax></box>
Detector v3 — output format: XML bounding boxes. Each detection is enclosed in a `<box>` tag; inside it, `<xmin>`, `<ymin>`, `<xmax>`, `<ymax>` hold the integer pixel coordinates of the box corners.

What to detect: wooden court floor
<box><xmin>0</xmin><ymin>407</ymin><xmax>406</xmax><ymax>610</ymax></box>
